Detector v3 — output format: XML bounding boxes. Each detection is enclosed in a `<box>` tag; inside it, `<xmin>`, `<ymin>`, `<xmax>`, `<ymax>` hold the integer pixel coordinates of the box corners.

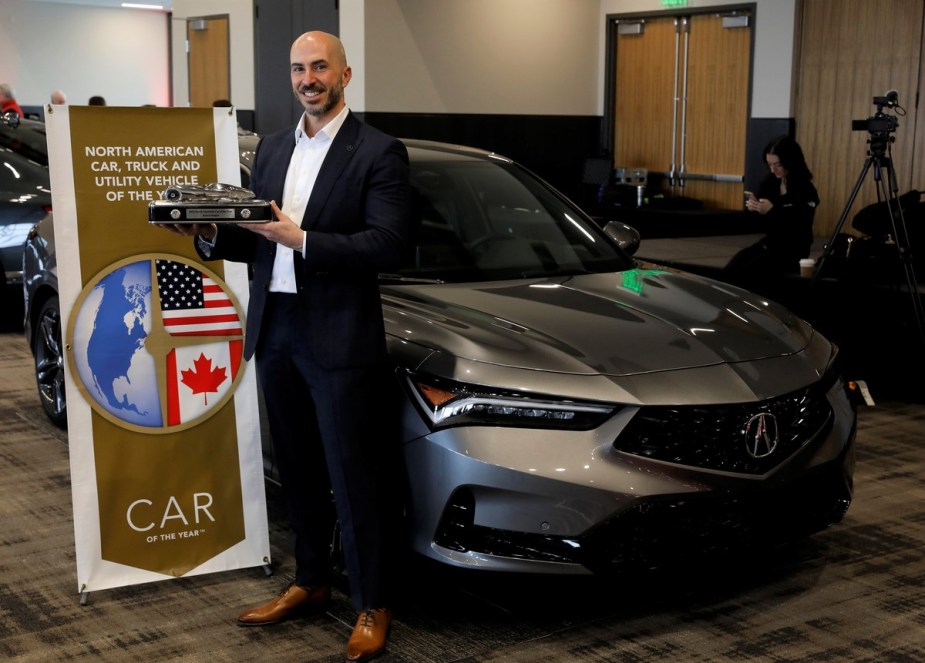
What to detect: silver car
<box><xmin>23</xmin><ymin>139</ymin><xmax>856</xmax><ymax>574</ymax></box>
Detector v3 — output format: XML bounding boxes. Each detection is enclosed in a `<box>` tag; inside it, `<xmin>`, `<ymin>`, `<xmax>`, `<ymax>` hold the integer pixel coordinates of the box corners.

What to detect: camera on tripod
<box><xmin>851</xmin><ymin>91</ymin><xmax>900</xmax><ymax>139</ymax></box>
<box><xmin>853</xmin><ymin>112</ymin><xmax>898</xmax><ymax>136</ymax></box>
<box><xmin>818</xmin><ymin>88</ymin><xmax>925</xmax><ymax>348</ymax></box>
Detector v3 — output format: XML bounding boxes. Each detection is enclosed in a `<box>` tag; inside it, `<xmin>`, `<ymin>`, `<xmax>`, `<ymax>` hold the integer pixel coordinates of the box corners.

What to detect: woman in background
<box><xmin>725</xmin><ymin>135</ymin><xmax>819</xmax><ymax>287</ymax></box>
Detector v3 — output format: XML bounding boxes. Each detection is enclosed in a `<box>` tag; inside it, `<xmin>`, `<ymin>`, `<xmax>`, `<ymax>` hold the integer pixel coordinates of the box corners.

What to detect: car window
<box><xmin>0</xmin><ymin>124</ymin><xmax>50</xmax><ymax>199</ymax></box>
<box><xmin>400</xmin><ymin>158</ymin><xmax>631</xmax><ymax>282</ymax></box>
<box><xmin>0</xmin><ymin>123</ymin><xmax>49</xmax><ymax>168</ymax></box>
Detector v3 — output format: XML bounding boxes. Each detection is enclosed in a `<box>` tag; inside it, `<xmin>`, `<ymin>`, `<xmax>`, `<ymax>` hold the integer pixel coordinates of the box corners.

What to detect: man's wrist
<box><xmin>197</xmin><ymin>225</ymin><xmax>218</xmax><ymax>255</ymax></box>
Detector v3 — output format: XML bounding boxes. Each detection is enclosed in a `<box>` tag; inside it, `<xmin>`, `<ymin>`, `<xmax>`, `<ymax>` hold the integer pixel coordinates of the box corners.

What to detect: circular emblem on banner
<box><xmin>67</xmin><ymin>254</ymin><xmax>246</xmax><ymax>433</ymax></box>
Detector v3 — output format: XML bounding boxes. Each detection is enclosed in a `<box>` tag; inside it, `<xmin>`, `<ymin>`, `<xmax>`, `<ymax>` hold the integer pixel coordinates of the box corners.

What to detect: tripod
<box><xmin>813</xmin><ymin>135</ymin><xmax>925</xmax><ymax>348</ymax></box>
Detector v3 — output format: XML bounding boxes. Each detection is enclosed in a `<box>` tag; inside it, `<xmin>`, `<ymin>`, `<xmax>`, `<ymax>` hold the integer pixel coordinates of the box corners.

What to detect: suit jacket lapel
<box><xmin>259</xmin><ymin>134</ymin><xmax>294</xmax><ymax>207</ymax></box>
<box><xmin>301</xmin><ymin>111</ymin><xmax>363</xmax><ymax>230</ymax></box>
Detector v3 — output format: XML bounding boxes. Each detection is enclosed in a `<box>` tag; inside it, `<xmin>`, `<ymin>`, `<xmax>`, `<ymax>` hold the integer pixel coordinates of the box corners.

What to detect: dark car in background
<box><xmin>1</xmin><ymin>113</ymin><xmax>51</xmax><ymax>327</ymax></box>
<box><xmin>22</xmin><ymin>137</ymin><xmax>857</xmax><ymax>575</ymax></box>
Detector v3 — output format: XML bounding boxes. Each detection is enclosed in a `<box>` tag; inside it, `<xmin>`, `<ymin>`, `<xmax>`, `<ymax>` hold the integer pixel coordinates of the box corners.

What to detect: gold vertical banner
<box><xmin>46</xmin><ymin>106</ymin><xmax>270</xmax><ymax>594</ymax></box>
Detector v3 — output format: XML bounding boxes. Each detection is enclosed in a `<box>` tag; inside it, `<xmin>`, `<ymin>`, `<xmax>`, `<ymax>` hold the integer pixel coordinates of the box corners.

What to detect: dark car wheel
<box><xmin>33</xmin><ymin>296</ymin><xmax>67</xmax><ymax>429</ymax></box>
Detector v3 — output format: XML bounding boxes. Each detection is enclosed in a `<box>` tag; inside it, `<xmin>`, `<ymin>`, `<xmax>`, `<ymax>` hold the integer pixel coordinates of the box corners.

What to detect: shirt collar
<box><xmin>294</xmin><ymin>105</ymin><xmax>350</xmax><ymax>143</ymax></box>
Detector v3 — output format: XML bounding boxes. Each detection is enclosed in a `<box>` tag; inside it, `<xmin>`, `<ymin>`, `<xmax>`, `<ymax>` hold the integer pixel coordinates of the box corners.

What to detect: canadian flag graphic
<box><xmin>166</xmin><ymin>340</ymin><xmax>243</xmax><ymax>426</ymax></box>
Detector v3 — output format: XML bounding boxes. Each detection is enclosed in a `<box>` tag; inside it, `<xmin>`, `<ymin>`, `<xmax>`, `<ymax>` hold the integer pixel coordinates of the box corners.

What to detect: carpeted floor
<box><xmin>1</xmin><ymin>329</ymin><xmax>924</xmax><ymax>662</ymax></box>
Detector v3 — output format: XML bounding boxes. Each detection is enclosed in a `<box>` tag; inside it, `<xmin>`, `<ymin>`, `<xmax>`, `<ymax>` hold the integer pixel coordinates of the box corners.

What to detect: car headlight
<box><xmin>406</xmin><ymin>373</ymin><xmax>617</xmax><ymax>431</ymax></box>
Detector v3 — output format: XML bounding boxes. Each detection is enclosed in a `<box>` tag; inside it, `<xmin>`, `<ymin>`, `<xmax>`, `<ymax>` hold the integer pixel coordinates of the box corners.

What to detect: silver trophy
<box><xmin>148</xmin><ymin>183</ymin><xmax>272</xmax><ymax>224</ymax></box>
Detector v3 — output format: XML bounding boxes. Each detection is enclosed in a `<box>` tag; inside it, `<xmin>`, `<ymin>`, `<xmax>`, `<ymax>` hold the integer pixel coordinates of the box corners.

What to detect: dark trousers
<box><xmin>256</xmin><ymin>293</ymin><xmax>400</xmax><ymax>609</ymax></box>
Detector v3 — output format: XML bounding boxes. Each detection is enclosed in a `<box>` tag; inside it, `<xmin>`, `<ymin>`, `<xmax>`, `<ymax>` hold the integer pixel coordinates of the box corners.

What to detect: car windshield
<box><xmin>394</xmin><ymin>152</ymin><xmax>632</xmax><ymax>283</ymax></box>
<box><xmin>0</xmin><ymin>121</ymin><xmax>49</xmax><ymax>168</ymax></box>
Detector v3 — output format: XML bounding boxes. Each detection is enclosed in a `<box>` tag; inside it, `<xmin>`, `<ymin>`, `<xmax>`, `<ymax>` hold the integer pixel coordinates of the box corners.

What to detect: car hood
<box><xmin>382</xmin><ymin>267</ymin><xmax>813</xmax><ymax>377</ymax></box>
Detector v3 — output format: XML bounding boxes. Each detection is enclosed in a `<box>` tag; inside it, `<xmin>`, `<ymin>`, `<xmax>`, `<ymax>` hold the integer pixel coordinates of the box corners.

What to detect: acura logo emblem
<box><xmin>744</xmin><ymin>412</ymin><xmax>779</xmax><ymax>459</ymax></box>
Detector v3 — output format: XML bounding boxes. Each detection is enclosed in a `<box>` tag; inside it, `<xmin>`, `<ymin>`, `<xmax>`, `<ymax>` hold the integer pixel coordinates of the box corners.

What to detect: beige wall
<box><xmin>363</xmin><ymin>0</ymin><xmax>600</xmax><ymax>115</ymax></box>
<box><xmin>361</xmin><ymin>0</ymin><xmax>798</xmax><ymax>118</ymax></box>
<box><xmin>5</xmin><ymin>0</ymin><xmax>799</xmax><ymax>120</ymax></box>
<box><xmin>0</xmin><ymin>0</ymin><xmax>170</xmax><ymax>108</ymax></box>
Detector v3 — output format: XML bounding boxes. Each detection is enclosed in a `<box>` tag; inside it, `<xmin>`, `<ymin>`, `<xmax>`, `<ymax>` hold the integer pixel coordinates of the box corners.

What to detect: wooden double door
<box><xmin>612</xmin><ymin>12</ymin><xmax>752</xmax><ymax>210</ymax></box>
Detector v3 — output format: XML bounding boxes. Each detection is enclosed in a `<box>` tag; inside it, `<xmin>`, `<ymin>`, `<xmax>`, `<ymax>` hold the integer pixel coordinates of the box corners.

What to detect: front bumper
<box><xmin>403</xmin><ymin>378</ymin><xmax>856</xmax><ymax>574</ymax></box>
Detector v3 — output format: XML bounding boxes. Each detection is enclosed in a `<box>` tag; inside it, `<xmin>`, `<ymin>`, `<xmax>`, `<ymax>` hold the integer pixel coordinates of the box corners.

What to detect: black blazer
<box><xmin>199</xmin><ymin>112</ymin><xmax>411</xmax><ymax>366</ymax></box>
<box><xmin>756</xmin><ymin>173</ymin><xmax>818</xmax><ymax>259</ymax></box>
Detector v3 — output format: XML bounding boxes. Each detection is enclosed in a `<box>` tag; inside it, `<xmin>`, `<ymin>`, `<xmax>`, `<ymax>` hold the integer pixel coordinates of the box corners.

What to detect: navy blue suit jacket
<box><xmin>199</xmin><ymin>112</ymin><xmax>411</xmax><ymax>366</ymax></box>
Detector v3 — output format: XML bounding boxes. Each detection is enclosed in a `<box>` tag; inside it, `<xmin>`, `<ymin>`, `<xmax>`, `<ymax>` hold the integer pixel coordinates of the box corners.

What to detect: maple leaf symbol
<box><xmin>180</xmin><ymin>353</ymin><xmax>228</xmax><ymax>405</ymax></box>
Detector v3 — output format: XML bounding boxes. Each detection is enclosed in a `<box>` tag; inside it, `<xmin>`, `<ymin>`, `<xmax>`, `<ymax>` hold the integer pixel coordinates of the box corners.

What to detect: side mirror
<box><xmin>602</xmin><ymin>220</ymin><xmax>641</xmax><ymax>256</ymax></box>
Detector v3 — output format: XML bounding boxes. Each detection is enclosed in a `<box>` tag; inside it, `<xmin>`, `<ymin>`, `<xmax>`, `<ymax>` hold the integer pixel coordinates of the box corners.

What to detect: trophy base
<box><xmin>148</xmin><ymin>199</ymin><xmax>272</xmax><ymax>224</ymax></box>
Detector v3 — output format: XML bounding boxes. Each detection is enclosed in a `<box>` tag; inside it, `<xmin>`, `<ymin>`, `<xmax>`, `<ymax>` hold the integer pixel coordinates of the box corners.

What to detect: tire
<box><xmin>33</xmin><ymin>295</ymin><xmax>67</xmax><ymax>428</ymax></box>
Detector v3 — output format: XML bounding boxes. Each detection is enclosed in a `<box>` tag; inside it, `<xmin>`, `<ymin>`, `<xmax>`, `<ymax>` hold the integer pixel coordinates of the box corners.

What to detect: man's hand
<box><xmin>160</xmin><ymin>223</ymin><xmax>217</xmax><ymax>240</ymax></box>
<box><xmin>243</xmin><ymin>201</ymin><xmax>305</xmax><ymax>252</ymax></box>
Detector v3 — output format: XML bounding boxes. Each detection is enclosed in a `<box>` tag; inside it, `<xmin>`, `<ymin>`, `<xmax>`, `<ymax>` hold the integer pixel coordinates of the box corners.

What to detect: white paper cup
<box><xmin>799</xmin><ymin>258</ymin><xmax>815</xmax><ymax>277</ymax></box>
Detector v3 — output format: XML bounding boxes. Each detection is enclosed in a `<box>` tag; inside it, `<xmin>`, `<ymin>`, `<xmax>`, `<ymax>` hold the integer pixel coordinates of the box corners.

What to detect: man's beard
<box><xmin>298</xmin><ymin>81</ymin><xmax>343</xmax><ymax>117</ymax></box>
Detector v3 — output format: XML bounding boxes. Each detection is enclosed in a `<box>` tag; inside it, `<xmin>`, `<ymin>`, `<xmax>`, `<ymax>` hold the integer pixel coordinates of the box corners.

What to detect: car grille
<box><xmin>612</xmin><ymin>379</ymin><xmax>837</xmax><ymax>475</ymax></box>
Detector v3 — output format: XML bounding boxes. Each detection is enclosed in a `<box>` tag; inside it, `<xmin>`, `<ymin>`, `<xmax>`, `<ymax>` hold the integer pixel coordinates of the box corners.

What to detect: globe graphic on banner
<box><xmin>69</xmin><ymin>256</ymin><xmax>244</xmax><ymax>431</ymax></box>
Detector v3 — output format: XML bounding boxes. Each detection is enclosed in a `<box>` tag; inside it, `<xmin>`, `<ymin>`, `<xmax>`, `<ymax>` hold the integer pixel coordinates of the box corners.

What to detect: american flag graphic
<box><xmin>156</xmin><ymin>259</ymin><xmax>243</xmax><ymax>336</ymax></box>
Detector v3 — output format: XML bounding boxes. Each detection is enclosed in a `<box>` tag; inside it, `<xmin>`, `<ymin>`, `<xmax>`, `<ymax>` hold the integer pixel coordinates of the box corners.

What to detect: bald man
<box><xmin>170</xmin><ymin>31</ymin><xmax>410</xmax><ymax>662</ymax></box>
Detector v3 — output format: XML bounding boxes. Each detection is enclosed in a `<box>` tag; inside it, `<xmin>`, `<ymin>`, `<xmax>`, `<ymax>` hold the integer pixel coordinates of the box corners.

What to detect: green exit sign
<box><xmin>662</xmin><ymin>0</ymin><xmax>689</xmax><ymax>6</ymax></box>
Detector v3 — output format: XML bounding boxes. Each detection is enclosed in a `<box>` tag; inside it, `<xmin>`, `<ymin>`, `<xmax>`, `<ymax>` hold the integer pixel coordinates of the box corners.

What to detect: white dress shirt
<box><xmin>269</xmin><ymin>105</ymin><xmax>350</xmax><ymax>293</ymax></box>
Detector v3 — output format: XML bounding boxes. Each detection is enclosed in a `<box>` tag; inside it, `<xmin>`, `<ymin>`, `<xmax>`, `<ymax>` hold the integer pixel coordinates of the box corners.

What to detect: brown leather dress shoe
<box><xmin>237</xmin><ymin>583</ymin><xmax>331</xmax><ymax>626</ymax></box>
<box><xmin>345</xmin><ymin>608</ymin><xmax>392</xmax><ymax>662</ymax></box>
